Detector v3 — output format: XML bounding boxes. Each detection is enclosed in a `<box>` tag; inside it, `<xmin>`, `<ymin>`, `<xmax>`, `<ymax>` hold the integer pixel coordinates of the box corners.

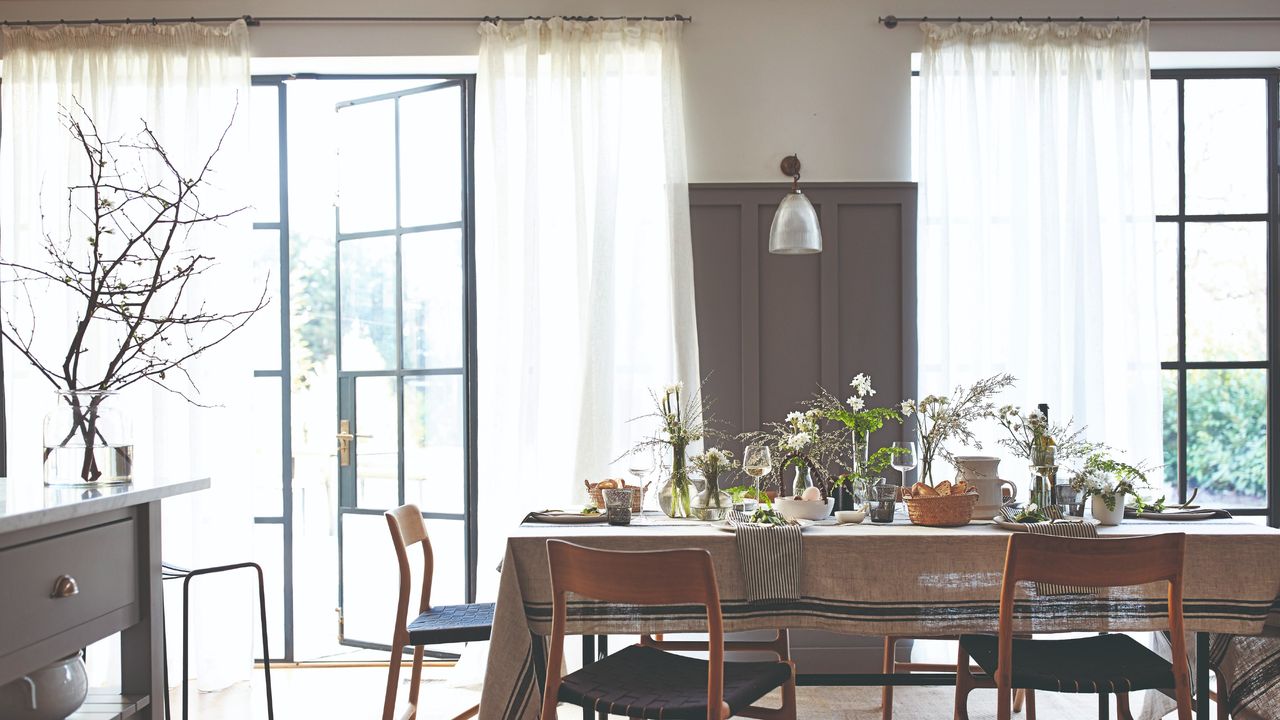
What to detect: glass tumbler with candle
<box><xmin>603</xmin><ymin>488</ymin><xmax>634</xmax><ymax>526</ymax></box>
<box><xmin>870</xmin><ymin>483</ymin><xmax>899</xmax><ymax>523</ymax></box>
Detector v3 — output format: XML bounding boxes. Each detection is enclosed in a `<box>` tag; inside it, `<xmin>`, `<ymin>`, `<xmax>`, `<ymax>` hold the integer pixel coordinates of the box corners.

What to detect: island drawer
<box><xmin>0</xmin><ymin>518</ymin><xmax>139</xmax><ymax>658</ymax></box>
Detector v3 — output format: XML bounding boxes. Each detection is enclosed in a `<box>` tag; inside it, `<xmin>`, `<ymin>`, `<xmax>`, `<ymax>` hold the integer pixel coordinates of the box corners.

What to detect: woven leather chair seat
<box><xmin>557</xmin><ymin>645</ymin><xmax>791</xmax><ymax>719</ymax></box>
<box><xmin>960</xmin><ymin>633</ymin><xmax>1176</xmax><ymax>694</ymax></box>
<box><xmin>406</xmin><ymin>603</ymin><xmax>495</xmax><ymax>645</ymax></box>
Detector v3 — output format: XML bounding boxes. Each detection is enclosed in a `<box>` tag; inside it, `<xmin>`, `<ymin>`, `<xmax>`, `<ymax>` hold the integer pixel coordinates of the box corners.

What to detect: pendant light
<box><xmin>768</xmin><ymin>154</ymin><xmax>822</xmax><ymax>254</ymax></box>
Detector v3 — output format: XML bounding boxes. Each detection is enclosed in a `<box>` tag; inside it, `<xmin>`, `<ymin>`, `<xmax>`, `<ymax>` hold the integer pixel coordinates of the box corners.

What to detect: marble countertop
<box><xmin>0</xmin><ymin>476</ymin><xmax>210</xmax><ymax>534</ymax></box>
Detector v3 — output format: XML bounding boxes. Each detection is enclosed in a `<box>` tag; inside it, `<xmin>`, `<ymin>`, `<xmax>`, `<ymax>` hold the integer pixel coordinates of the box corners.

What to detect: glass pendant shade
<box><xmin>768</xmin><ymin>190</ymin><xmax>822</xmax><ymax>254</ymax></box>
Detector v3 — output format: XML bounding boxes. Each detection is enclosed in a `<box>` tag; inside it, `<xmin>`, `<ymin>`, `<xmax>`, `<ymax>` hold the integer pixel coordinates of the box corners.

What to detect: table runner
<box><xmin>479</xmin><ymin>515</ymin><xmax>1280</xmax><ymax>720</ymax></box>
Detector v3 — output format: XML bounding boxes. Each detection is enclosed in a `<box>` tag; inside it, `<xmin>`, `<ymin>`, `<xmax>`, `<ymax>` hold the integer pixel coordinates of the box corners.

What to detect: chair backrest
<box><xmin>994</xmin><ymin>533</ymin><xmax>1190</xmax><ymax>693</ymax></box>
<box><xmin>541</xmin><ymin>540</ymin><xmax>728</xmax><ymax>720</ymax></box>
<box><xmin>385</xmin><ymin>504</ymin><xmax>434</xmax><ymax>626</ymax></box>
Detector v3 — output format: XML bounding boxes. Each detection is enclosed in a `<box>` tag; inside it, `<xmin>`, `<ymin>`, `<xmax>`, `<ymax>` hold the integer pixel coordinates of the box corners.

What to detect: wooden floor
<box><xmin>168</xmin><ymin>664</ymin><xmax>1201</xmax><ymax>719</ymax></box>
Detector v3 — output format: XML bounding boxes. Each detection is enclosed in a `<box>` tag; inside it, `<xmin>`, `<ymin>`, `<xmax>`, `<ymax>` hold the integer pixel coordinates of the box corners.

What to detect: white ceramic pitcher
<box><xmin>953</xmin><ymin>456</ymin><xmax>1017</xmax><ymax>520</ymax></box>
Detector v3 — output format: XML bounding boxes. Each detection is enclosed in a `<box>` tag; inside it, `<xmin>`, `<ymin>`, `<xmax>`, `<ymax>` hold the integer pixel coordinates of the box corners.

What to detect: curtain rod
<box><xmin>0</xmin><ymin>14</ymin><xmax>692</xmax><ymax>28</ymax></box>
<box><xmin>879</xmin><ymin>14</ymin><xmax>1280</xmax><ymax>29</ymax></box>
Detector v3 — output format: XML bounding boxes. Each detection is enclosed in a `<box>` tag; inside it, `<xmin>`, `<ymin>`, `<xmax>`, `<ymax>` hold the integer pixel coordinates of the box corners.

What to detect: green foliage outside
<box><xmin>1162</xmin><ymin>369</ymin><xmax>1267</xmax><ymax>499</ymax></box>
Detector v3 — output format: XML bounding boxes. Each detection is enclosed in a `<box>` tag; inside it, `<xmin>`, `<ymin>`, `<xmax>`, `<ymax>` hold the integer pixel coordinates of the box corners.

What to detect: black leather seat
<box><xmin>960</xmin><ymin>633</ymin><xmax>1176</xmax><ymax>693</ymax></box>
<box><xmin>406</xmin><ymin>602</ymin><xmax>495</xmax><ymax>645</ymax></box>
<box><xmin>558</xmin><ymin>644</ymin><xmax>792</xmax><ymax>720</ymax></box>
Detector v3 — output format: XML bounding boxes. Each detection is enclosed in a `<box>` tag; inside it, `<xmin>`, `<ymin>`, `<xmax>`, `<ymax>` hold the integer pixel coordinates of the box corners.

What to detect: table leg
<box><xmin>581</xmin><ymin>636</ymin><xmax>595</xmax><ymax>720</ymax></box>
<box><xmin>1098</xmin><ymin>692</ymin><xmax>1110</xmax><ymax>720</ymax></box>
<box><xmin>1197</xmin><ymin>632</ymin><xmax>1210</xmax><ymax>718</ymax></box>
<box><xmin>120</xmin><ymin>502</ymin><xmax>164</xmax><ymax>719</ymax></box>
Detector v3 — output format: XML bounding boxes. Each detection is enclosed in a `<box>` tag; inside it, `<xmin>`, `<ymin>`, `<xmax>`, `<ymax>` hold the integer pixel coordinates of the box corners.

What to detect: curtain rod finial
<box><xmin>881</xmin><ymin>14</ymin><xmax>899</xmax><ymax>28</ymax></box>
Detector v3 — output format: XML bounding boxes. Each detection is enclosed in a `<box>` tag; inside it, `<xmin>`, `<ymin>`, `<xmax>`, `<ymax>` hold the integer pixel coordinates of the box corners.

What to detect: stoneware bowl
<box><xmin>834</xmin><ymin>509</ymin><xmax>866</xmax><ymax>524</ymax></box>
<box><xmin>775</xmin><ymin>497</ymin><xmax>834</xmax><ymax>522</ymax></box>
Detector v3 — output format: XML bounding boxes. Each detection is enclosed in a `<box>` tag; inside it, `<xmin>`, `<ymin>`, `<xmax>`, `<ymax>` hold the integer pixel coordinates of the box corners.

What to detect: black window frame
<box><xmin>1153</xmin><ymin>67</ymin><xmax>1279</xmax><ymax>526</ymax></box>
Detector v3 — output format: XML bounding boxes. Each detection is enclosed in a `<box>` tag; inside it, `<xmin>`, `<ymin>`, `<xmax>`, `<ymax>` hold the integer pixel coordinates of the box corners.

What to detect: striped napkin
<box><xmin>1026</xmin><ymin>521</ymin><xmax>1099</xmax><ymax>595</ymax></box>
<box><xmin>733</xmin><ymin>521</ymin><xmax>803</xmax><ymax>603</ymax></box>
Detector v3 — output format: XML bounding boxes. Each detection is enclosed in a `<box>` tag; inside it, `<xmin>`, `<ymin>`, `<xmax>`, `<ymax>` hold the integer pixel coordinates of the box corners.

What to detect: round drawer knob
<box><xmin>50</xmin><ymin>575</ymin><xmax>79</xmax><ymax>599</ymax></box>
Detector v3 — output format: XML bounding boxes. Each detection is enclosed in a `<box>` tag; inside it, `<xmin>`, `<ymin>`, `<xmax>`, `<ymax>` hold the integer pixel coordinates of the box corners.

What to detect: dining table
<box><xmin>478</xmin><ymin>512</ymin><xmax>1280</xmax><ymax>720</ymax></box>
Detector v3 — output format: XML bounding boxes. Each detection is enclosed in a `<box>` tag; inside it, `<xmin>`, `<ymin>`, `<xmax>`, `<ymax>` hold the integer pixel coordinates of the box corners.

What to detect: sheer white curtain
<box><xmin>917</xmin><ymin>21</ymin><xmax>1162</xmax><ymax>483</ymax></box>
<box><xmin>475</xmin><ymin>18</ymin><xmax>698</xmax><ymax>594</ymax></box>
<box><xmin>1</xmin><ymin>21</ymin><xmax>258</xmax><ymax>691</ymax></box>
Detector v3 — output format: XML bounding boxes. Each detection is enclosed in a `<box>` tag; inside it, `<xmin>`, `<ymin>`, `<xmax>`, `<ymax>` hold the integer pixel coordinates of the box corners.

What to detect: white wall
<box><xmin>2</xmin><ymin>0</ymin><xmax>1279</xmax><ymax>181</ymax></box>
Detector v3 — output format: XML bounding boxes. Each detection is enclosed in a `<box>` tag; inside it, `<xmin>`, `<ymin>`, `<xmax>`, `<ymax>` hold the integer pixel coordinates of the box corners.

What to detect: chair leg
<box><xmin>953</xmin><ymin>641</ymin><xmax>972</xmax><ymax>720</ymax></box>
<box><xmin>383</xmin><ymin>637</ymin><xmax>405</xmax><ymax>720</ymax></box>
<box><xmin>1025</xmin><ymin>689</ymin><xmax>1037</xmax><ymax>720</ymax></box>
<box><xmin>1216</xmin><ymin>671</ymin><xmax>1230</xmax><ymax>720</ymax></box>
<box><xmin>997</xmin><ymin>683</ymin><xmax>1012</xmax><ymax>720</ymax></box>
<box><xmin>1117</xmin><ymin>692</ymin><xmax>1135</xmax><ymax>720</ymax></box>
<box><xmin>251</xmin><ymin>563</ymin><xmax>275</xmax><ymax>720</ymax></box>
<box><xmin>406</xmin><ymin>645</ymin><xmax>426</xmax><ymax>717</ymax></box>
<box><xmin>882</xmin><ymin>636</ymin><xmax>896</xmax><ymax>720</ymax></box>
<box><xmin>781</xmin><ymin>660</ymin><xmax>797</xmax><ymax>720</ymax></box>
<box><xmin>1013</xmin><ymin>688</ymin><xmax>1025</xmax><ymax>712</ymax></box>
<box><xmin>161</xmin><ymin>601</ymin><xmax>171</xmax><ymax>720</ymax></box>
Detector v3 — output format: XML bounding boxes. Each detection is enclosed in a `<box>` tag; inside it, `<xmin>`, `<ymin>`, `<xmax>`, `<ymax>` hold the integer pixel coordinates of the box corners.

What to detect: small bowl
<box><xmin>774</xmin><ymin>497</ymin><xmax>834</xmax><ymax>522</ymax></box>
<box><xmin>834</xmin><ymin>509</ymin><xmax>866</xmax><ymax>524</ymax></box>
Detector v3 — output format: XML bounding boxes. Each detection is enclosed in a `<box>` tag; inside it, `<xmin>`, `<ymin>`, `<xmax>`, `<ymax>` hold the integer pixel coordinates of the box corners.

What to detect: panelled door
<box><xmin>333</xmin><ymin>79</ymin><xmax>477</xmax><ymax>649</ymax></box>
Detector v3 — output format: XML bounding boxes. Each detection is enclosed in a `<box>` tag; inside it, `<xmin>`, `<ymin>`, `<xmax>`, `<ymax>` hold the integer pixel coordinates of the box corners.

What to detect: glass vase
<box><xmin>691</xmin><ymin>472</ymin><xmax>730</xmax><ymax>521</ymax></box>
<box><xmin>790</xmin><ymin>464</ymin><xmax>814</xmax><ymax>498</ymax></box>
<box><xmin>836</xmin><ymin>430</ymin><xmax>871</xmax><ymax>510</ymax></box>
<box><xmin>1029</xmin><ymin>464</ymin><xmax>1057</xmax><ymax>510</ymax></box>
<box><xmin>657</xmin><ymin>442</ymin><xmax>692</xmax><ymax>518</ymax></box>
<box><xmin>43</xmin><ymin>390</ymin><xmax>133</xmax><ymax>486</ymax></box>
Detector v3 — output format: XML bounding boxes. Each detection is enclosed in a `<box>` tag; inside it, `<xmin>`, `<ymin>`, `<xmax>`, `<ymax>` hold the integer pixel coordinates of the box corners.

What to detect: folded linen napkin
<box><xmin>733</xmin><ymin>521</ymin><xmax>803</xmax><ymax>603</ymax></box>
<box><xmin>1027</xmin><ymin>521</ymin><xmax>1099</xmax><ymax>595</ymax></box>
<box><xmin>1124</xmin><ymin>506</ymin><xmax>1233</xmax><ymax>519</ymax></box>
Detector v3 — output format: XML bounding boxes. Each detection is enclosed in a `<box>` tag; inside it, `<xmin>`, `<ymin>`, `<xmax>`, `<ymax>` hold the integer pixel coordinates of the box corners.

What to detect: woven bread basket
<box><xmin>584</xmin><ymin>479</ymin><xmax>648</xmax><ymax>513</ymax></box>
<box><xmin>902</xmin><ymin>491</ymin><xmax>979</xmax><ymax>527</ymax></box>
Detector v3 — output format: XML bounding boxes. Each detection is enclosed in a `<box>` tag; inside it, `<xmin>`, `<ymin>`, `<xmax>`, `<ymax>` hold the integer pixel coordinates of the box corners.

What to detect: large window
<box><xmin>1153</xmin><ymin>69</ymin><xmax>1278</xmax><ymax>521</ymax></box>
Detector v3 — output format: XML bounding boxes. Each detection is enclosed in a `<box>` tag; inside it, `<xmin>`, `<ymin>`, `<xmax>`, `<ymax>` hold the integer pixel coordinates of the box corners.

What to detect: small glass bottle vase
<box><xmin>43</xmin><ymin>390</ymin><xmax>134</xmax><ymax>486</ymax></box>
<box><xmin>791</xmin><ymin>464</ymin><xmax>814</xmax><ymax>497</ymax></box>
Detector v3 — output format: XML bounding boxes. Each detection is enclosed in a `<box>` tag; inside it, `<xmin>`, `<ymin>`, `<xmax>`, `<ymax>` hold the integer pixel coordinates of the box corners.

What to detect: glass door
<box><xmin>332</xmin><ymin>79</ymin><xmax>476</xmax><ymax>650</ymax></box>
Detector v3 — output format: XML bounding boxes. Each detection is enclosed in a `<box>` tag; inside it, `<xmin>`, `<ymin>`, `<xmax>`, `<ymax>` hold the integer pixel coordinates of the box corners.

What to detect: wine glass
<box><xmin>743</xmin><ymin>444</ymin><xmax>773</xmax><ymax>506</ymax></box>
<box><xmin>627</xmin><ymin>449</ymin><xmax>653</xmax><ymax>486</ymax></box>
<box><xmin>891</xmin><ymin>441</ymin><xmax>918</xmax><ymax>487</ymax></box>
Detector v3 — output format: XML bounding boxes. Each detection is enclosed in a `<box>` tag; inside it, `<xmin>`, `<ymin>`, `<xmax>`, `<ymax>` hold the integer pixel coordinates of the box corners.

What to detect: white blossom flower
<box><xmin>849</xmin><ymin>373</ymin><xmax>876</xmax><ymax>397</ymax></box>
<box><xmin>1026</xmin><ymin>503</ymin><xmax>1038</xmax><ymax>513</ymax></box>
<box><xmin>663</xmin><ymin>381</ymin><xmax>684</xmax><ymax>395</ymax></box>
<box><xmin>785</xmin><ymin>411</ymin><xmax>803</xmax><ymax>425</ymax></box>
<box><xmin>783</xmin><ymin>432</ymin><xmax>811</xmax><ymax>451</ymax></box>
<box><xmin>900</xmin><ymin>400</ymin><xmax>915</xmax><ymax>417</ymax></box>
<box><xmin>847</xmin><ymin>396</ymin><xmax>865</xmax><ymax>411</ymax></box>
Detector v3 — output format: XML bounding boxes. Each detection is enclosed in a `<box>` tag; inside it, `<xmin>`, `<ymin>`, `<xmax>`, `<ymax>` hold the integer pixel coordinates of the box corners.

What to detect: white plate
<box><xmin>991</xmin><ymin>516</ymin><xmax>1099</xmax><ymax>532</ymax></box>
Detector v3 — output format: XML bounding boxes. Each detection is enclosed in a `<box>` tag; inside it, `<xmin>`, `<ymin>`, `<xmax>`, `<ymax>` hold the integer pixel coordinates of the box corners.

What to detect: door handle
<box><xmin>336</xmin><ymin>419</ymin><xmax>372</xmax><ymax>467</ymax></box>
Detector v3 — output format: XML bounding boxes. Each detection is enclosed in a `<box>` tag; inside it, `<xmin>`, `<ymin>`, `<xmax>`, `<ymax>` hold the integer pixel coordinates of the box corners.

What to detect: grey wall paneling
<box><xmin>689</xmin><ymin>181</ymin><xmax>919</xmax><ymax>675</ymax></box>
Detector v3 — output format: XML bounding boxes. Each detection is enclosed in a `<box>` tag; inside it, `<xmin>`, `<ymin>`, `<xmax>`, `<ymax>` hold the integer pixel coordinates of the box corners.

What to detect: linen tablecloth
<box><xmin>479</xmin><ymin>515</ymin><xmax>1280</xmax><ymax>720</ymax></box>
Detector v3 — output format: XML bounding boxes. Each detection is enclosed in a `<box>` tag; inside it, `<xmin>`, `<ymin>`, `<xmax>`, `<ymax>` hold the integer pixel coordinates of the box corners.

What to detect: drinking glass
<box><xmin>603</xmin><ymin>488</ymin><xmax>634</xmax><ymax>526</ymax></box>
<box><xmin>870</xmin><ymin>483</ymin><xmax>899</xmax><ymax>523</ymax></box>
<box><xmin>627</xmin><ymin>449</ymin><xmax>653</xmax><ymax>485</ymax></box>
<box><xmin>890</xmin><ymin>441</ymin><xmax>918</xmax><ymax>487</ymax></box>
<box><xmin>743</xmin><ymin>444</ymin><xmax>772</xmax><ymax>505</ymax></box>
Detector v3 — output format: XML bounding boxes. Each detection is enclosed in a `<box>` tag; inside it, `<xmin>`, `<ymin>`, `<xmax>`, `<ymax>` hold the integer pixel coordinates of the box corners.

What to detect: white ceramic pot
<box><xmin>1091</xmin><ymin>494</ymin><xmax>1125</xmax><ymax>526</ymax></box>
<box><xmin>0</xmin><ymin>654</ymin><xmax>88</xmax><ymax>719</ymax></box>
<box><xmin>775</xmin><ymin>497</ymin><xmax>834</xmax><ymax>521</ymax></box>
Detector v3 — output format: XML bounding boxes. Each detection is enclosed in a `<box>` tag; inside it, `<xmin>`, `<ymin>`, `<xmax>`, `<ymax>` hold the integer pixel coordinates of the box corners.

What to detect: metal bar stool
<box><xmin>161</xmin><ymin>561</ymin><xmax>276</xmax><ymax>720</ymax></box>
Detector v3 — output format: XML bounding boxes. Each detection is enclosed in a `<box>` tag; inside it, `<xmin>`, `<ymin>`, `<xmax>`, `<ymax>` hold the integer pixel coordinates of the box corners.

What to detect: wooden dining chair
<box><xmin>954</xmin><ymin>533</ymin><xmax>1192</xmax><ymax>720</ymax></box>
<box><xmin>383</xmin><ymin>504</ymin><xmax>495</xmax><ymax>720</ymax></box>
<box><xmin>541</xmin><ymin>539</ymin><xmax>797</xmax><ymax>719</ymax></box>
